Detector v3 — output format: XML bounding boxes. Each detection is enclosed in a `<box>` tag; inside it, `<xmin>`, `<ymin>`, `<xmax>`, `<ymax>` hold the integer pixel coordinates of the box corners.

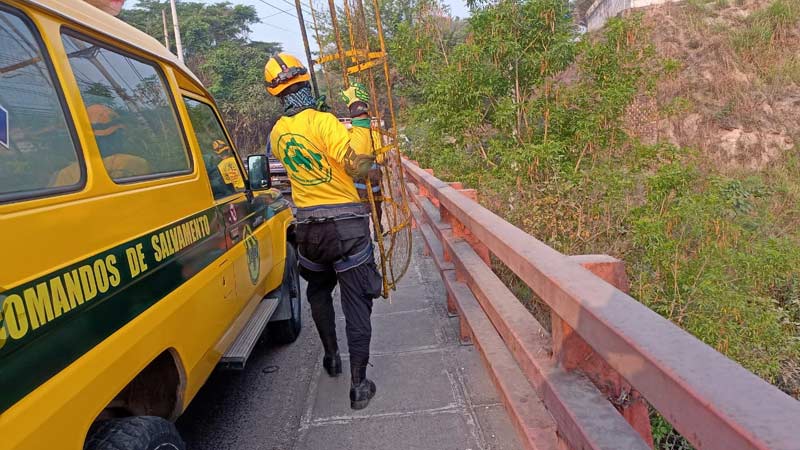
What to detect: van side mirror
<box><xmin>247</xmin><ymin>155</ymin><xmax>271</xmax><ymax>190</ymax></box>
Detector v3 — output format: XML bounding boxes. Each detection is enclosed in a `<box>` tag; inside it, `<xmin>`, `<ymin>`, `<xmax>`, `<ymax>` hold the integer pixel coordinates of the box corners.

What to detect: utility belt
<box><xmin>295</xmin><ymin>202</ymin><xmax>373</xmax><ymax>273</ymax></box>
<box><xmin>295</xmin><ymin>202</ymin><xmax>370</xmax><ymax>223</ymax></box>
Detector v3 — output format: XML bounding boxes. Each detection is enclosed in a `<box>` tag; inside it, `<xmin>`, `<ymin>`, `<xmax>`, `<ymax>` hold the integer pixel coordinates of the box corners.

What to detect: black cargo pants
<box><xmin>296</xmin><ymin>215</ymin><xmax>383</xmax><ymax>370</ymax></box>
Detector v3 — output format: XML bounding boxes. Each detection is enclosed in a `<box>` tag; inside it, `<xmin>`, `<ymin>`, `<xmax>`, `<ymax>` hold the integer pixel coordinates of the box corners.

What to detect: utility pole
<box><xmin>161</xmin><ymin>9</ymin><xmax>171</xmax><ymax>50</ymax></box>
<box><xmin>295</xmin><ymin>0</ymin><xmax>319</xmax><ymax>98</ymax></box>
<box><xmin>169</xmin><ymin>0</ymin><xmax>184</xmax><ymax>63</ymax></box>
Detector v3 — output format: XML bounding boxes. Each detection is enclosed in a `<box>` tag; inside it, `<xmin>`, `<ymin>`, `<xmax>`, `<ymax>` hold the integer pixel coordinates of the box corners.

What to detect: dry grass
<box><xmin>633</xmin><ymin>0</ymin><xmax>800</xmax><ymax>171</ymax></box>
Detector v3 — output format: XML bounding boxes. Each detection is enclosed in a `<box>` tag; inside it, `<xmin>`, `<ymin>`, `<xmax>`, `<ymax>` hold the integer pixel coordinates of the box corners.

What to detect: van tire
<box><xmin>85</xmin><ymin>416</ymin><xmax>184</xmax><ymax>450</ymax></box>
<box><xmin>269</xmin><ymin>243</ymin><xmax>302</xmax><ymax>344</ymax></box>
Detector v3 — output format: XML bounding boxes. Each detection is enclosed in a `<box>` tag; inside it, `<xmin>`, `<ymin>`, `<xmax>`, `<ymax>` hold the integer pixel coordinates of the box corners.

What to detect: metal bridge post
<box><xmin>445</xmin><ymin>291</ymin><xmax>458</xmax><ymax>317</ymax></box>
<box><xmin>436</xmin><ymin>184</ymin><xmax>491</xmax><ymax>266</ymax></box>
<box><xmin>551</xmin><ymin>255</ymin><xmax>654</xmax><ymax>448</ymax></box>
<box><xmin>450</xmin><ymin>188</ymin><xmax>491</xmax><ymax>266</ymax></box>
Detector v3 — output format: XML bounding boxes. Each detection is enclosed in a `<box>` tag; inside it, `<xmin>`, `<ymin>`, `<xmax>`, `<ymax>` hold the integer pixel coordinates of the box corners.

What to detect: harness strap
<box><xmin>354</xmin><ymin>183</ymin><xmax>381</xmax><ymax>192</ymax></box>
<box><xmin>298</xmin><ymin>251</ymin><xmax>330</xmax><ymax>272</ymax></box>
<box><xmin>334</xmin><ymin>242</ymin><xmax>374</xmax><ymax>273</ymax></box>
<box><xmin>298</xmin><ymin>241</ymin><xmax>374</xmax><ymax>273</ymax></box>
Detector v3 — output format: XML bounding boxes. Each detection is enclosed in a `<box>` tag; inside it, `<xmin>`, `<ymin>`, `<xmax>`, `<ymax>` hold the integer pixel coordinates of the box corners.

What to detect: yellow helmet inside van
<box><xmin>86</xmin><ymin>104</ymin><xmax>124</xmax><ymax>137</ymax></box>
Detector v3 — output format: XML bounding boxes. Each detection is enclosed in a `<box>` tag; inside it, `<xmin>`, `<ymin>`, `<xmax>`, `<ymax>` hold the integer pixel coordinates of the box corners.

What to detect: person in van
<box><xmin>51</xmin><ymin>103</ymin><xmax>149</xmax><ymax>185</ymax></box>
<box><xmin>88</xmin><ymin>103</ymin><xmax>125</xmax><ymax>141</ymax></box>
<box><xmin>264</xmin><ymin>53</ymin><xmax>382</xmax><ymax>410</ymax></box>
<box><xmin>205</xmin><ymin>138</ymin><xmax>245</xmax><ymax>196</ymax></box>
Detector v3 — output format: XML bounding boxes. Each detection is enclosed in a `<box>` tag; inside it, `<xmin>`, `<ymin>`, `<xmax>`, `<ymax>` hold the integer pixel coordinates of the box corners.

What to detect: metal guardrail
<box><xmin>403</xmin><ymin>159</ymin><xmax>800</xmax><ymax>450</ymax></box>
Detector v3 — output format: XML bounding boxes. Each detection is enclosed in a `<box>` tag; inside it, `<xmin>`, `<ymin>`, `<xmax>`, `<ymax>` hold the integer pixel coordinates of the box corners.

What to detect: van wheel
<box><xmin>85</xmin><ymin>416</ymin><xmax>184</xmax><ymax>450</ymax></box>
<box><xmin>269</xmin><ymin>243</ymin><xmax>302</xmax><ymax>344</ymax></box>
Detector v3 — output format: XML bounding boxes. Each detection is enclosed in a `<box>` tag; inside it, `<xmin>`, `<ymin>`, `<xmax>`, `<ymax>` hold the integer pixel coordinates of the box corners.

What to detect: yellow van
<box><xmin>0</xmin><ymin>1</ymin><xmax>300</xmax><ymax>449</ymax></box>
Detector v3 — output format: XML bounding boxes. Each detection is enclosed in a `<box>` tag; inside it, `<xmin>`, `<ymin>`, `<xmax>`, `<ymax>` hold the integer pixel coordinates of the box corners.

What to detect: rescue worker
<box><xmin>203</xmin><ymin>139</ymin><xmax>243</xmax><ymax>197</ymax></box>
<box><xmin>87</xmin><ymin>103</ymin><xmax>150</xmax><ymax>178</ymax></box>
<box><xmin>343</xmin><ymin>83</ymin><xmax>385</xmax><ymax>236</ymax></box>
<box><xmin>51</xmin><ymin>103</ymin><xmax>149</xmax><ymax>185</ymax></box>
<box><xmin>264</xmin><ymin>53</ymin><xmax>382</xmax><ymax>410</ymax></box>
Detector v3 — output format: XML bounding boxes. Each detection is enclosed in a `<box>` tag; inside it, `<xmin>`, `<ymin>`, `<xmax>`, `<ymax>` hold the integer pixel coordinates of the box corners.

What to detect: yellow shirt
<box><xmin>349</xmin><ymin>126</ymin><xmax>385</xmax><ymax>164</ymax></box>
<box><xmin>270</xmin><ymin>109</ymin><xmax>364</xmax><ymax>208</ymax></box>
<box><xmin>217</xmin><ymin>156</ymin><xmax>245</xmax><ymax>189</ymax></box>
<box><xmin>50</xmin><ymin>154</ymin><xmax>150</xmax><ymax>186</ymax></box>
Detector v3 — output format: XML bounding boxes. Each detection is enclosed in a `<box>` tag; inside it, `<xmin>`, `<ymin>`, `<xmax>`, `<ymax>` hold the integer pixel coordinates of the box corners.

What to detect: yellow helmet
<box><xmin>212</xmin><ymin>139</ymin><xmax>231</xmax><ymax>154</ymax></box>
<box><xmin>87</xmin><ymin>104</ymin><xmax>124</xmax><ymax>137</ymax></box>
<box><xmin>264</xmin><ymin>53</ymin><xmax>310</xmax><ymax>96</ymax></box>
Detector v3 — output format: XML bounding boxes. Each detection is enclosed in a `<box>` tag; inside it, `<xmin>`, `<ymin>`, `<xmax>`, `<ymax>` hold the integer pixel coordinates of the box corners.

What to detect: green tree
<box><xmin>120</xmin><ymin>1</ymin><xmax>261</xmax><ymax>58</ymax></box>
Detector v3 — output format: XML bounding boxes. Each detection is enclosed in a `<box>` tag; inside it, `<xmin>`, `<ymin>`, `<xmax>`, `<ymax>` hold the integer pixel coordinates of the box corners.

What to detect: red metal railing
<box><xmin>402</xmin><ymin>159</ymin><xmax>800</xmax><ymax>450</ymax></box>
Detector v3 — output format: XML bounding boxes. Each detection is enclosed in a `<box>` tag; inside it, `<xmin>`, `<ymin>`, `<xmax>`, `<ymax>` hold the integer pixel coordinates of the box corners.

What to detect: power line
<box><xmin>255</xmin><ymin>0</ymin><xmax>318</xmax><ymax>35</ymax></box>
<box><xmin>267</xmin><ymin>21</ymin><xmax>295</xmax><ymax>33</ymax></box>
<box><xmin>280</xmin><ymin>0</ymin><xmax>312</xmax><ymax>15</ymax></box>
<box><xmin>255</xmin><ymin>0</ymin><xmax>296</xmax><ymax>18</ymax></box>
<box><xmin>277</xmin><ymin>0</ymin><xmax>313</xmax><ymax>16</ymax></box>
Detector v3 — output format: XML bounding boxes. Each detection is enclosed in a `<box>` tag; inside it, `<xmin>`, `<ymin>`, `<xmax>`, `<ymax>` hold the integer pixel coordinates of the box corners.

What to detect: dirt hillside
<box><xmin>623</xmin><ymin>0</ymin><xmax>799</xmax><ymax>169</ymax></box>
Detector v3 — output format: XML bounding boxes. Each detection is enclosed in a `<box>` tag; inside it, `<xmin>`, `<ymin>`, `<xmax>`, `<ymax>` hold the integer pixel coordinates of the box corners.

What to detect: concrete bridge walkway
<box><xmin>293</xmin><ymin>232</ymin><xmax>521</xmax><ymax>450</ymax></box>
<box><xmin>177</xmin><ymin>230</ymin><xmax>521</xmax><ymax>450</ymax></box>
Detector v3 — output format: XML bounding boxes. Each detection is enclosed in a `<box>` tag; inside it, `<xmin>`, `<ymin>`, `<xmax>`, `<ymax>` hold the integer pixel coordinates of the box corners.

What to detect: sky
<box><xmin>193</xmin><ymin>0</ymin><xmax>471</xmax><ymax>57</ymax></box>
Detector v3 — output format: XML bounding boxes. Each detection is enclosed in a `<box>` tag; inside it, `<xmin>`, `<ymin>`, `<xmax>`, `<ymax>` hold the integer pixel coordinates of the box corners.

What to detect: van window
<box><xmin>62</xmin><ymin>33</ymin><xmax>190</xmax><ymax>182</ymax></box>
<box><xmin>0</xmin><ymin>7</ymin><xmax>82</xmax><ymax>202</ymax></box>
<box><xmin>183</xmin><ymin>97</ymin><xmax>245</xmax><ymax>199</ymax></box>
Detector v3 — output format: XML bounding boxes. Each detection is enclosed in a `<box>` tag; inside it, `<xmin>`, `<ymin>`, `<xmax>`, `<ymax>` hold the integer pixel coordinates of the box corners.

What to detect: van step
<box><xmin>219</xmin><ymin>296</ymin><xmax>280</xmax><ymax>370</ymax></box>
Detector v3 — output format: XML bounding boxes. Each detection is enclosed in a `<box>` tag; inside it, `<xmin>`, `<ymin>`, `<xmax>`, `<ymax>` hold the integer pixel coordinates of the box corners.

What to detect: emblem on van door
<box><xmin>0</xmin><ymin>104</ymin><xmax>9</xmax><ymax>149</ymax></box>
<box><xmin>243</xmin><ymin>224</ymin><xmax>260</xmax><ymax>284</ymax></box>
<box><xmin>228</xmin><ymin>203</ymin><xmax>238</xmax><ymax>223</ymax></box>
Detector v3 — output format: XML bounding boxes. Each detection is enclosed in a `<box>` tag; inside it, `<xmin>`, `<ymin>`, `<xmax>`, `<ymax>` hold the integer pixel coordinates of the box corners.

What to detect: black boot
<box><xmin>349</xmin><ymin>364</ymin><xmax>376</xmax><ymax>410</ymax></box>
<box><xmin>323</xmin><ymin>351</ymin><xmax>342</xmax><ymax>377</ymax></box>
<box><xmin>321</xmin><ymin>334</ymin><xmax>342</xmax><ymax>377</ymax></box>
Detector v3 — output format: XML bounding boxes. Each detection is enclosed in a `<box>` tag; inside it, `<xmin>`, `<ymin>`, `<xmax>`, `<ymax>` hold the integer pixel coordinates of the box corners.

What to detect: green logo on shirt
<box><xmin>278</xmin><ymin>134</ymin><xmax>332</xmax><ymax>186</ymax></box>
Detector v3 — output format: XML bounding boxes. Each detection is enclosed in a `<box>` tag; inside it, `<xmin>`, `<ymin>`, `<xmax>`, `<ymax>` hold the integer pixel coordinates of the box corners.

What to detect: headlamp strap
<box><xmin>273</xmin><ymin>53</ymin><xmax>289</xmax><ymax>71</ymax></box>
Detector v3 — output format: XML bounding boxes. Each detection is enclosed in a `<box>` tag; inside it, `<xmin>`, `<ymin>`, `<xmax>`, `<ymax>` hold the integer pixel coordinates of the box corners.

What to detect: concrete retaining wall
<box><xmin>584</xmin><ymin>0</ymin><xmax>676</xmax><ymax>31</ymax></box>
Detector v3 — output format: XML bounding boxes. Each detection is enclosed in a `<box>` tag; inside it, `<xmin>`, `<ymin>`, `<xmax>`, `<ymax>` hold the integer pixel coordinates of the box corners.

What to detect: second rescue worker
<box><xmin>264</xmin><ymin>53</ymin><xmax>382</xmax><ymax>410</ymax></box>
<box><xmin>344</xmin><ymin>84</ymin><xmax>385</xmax><ymax>236</ymax></box>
